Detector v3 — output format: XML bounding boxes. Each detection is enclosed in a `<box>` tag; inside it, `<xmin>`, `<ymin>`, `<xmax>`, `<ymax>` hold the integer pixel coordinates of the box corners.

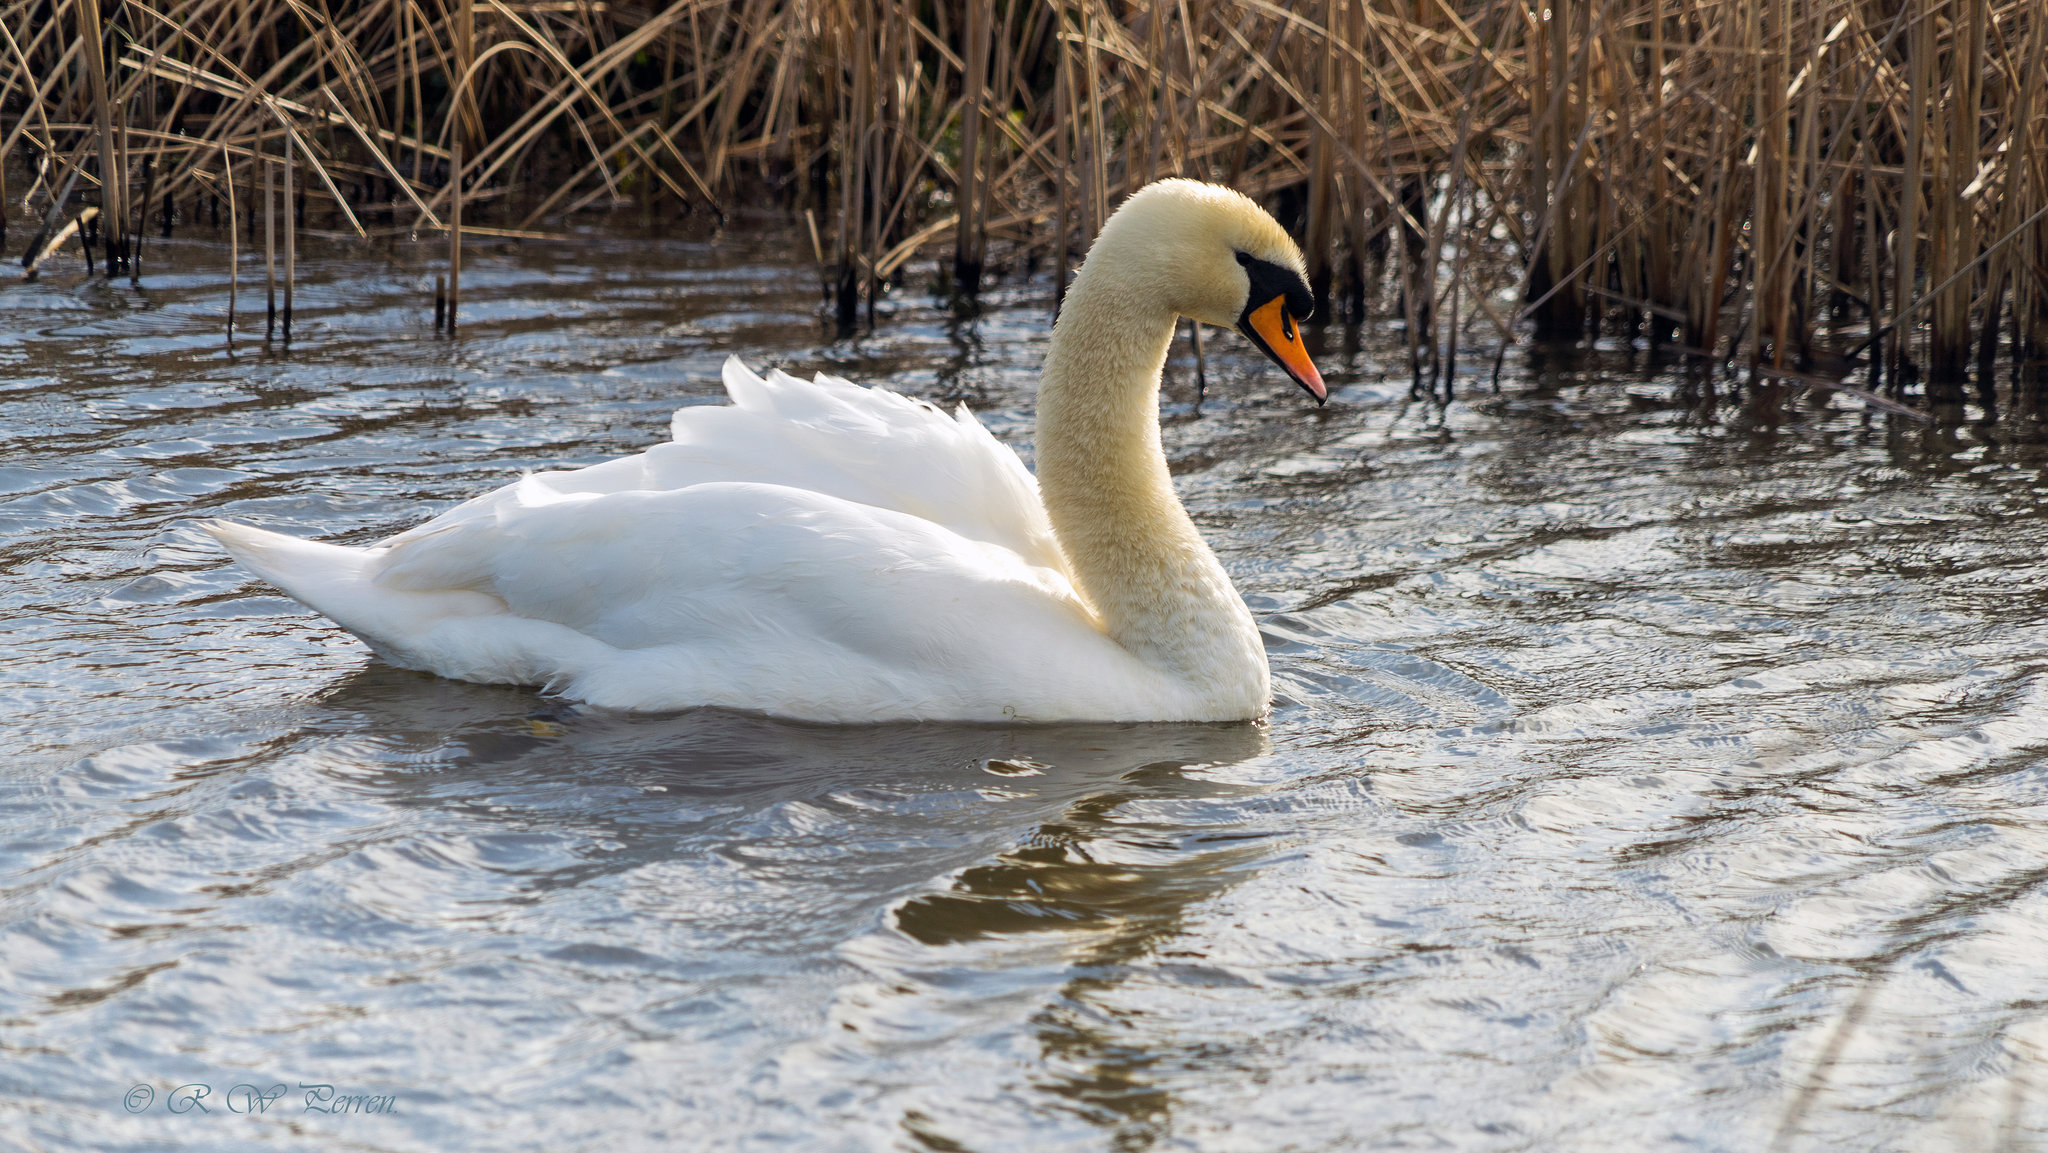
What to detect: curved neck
<box><xmin>1035</xmin><ymin>257</ymin><xmax>1266</xmax><ymax>703</ymax></box>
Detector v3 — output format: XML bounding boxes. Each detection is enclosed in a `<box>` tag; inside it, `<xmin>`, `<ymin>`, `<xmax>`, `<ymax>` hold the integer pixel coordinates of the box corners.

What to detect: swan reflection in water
<box><xmin>308</xmin><ymin>665</ymin><xmax>1277</xmax><ymax>1140</ymax></box>
<box><xmin>878</xmin><ymin>729</ymin><xmax>1278</xmax><ymax>1139</ymax></box>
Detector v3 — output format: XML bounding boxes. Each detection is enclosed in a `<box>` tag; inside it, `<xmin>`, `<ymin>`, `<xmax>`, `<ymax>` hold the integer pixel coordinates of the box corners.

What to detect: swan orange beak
<box><xmin>1240</xmin><ymin>295</ymin><xmax>1326</xmax><ymax>404</ymax></box>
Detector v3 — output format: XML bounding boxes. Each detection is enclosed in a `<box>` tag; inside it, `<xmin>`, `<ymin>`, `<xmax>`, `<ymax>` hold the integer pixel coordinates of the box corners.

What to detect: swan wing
<box><xmin>215</xmin><ymin>480</ymin><xmax>1169</xmax><ymax>721</ymax></box>
<box><xmin>683</xmin><ymin>357</ymin><xmax>1065</xmax><ymax>572</ymax></box>
<box><xmin>201</xmin><ymin>357</ymin><xmax>1200</xmax><ymax>720</ymax></box>
<box><xmin>382</xmin><ymin>356</ymin><xmax>1068</xmax><ymax>580</ymax></box>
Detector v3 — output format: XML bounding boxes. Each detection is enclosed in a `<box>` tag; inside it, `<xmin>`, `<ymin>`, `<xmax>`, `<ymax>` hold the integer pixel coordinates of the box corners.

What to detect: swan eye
<box><xmin>1234</xmin><ymin>251</ymin><xmax>1252</xmax><ymax>267</ymax></box>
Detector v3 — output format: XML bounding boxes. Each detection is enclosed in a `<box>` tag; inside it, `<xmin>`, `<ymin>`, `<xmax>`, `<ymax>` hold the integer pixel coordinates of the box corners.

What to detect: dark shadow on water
<box><xmin>298</xmin><ymin>664</ymin><xmax>1274</xmax><ymax>932</ymax></box>
<box><xmin>860</xmin><ymin>704</ymin><xmax>1279</xmax><ymax>1149</ymax></box>
<box><xmin>308</xmin><ymin>664</ymin><xmax>1267</xmax><ymax>793</ymax></box>
<box><xmin>309</xmin><ymin>664</ymin><xmax>1279</xmax><ymax>1147</ymax></box>
<box><xmin>890</xmin><ymin>753</ymin><xmax>1273</xmax><ymax>950</ymax></box>
<box><xmin>890</xmin><ymin>744</ymin><xmax>1280</xmax><ymax>1148</ymax></box>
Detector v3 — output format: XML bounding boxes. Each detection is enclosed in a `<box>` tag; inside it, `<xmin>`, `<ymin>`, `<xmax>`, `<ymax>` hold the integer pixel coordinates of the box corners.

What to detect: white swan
<box><xmin>204</xmin><ymin>179</ymin><xmax>1325</xmax><ymax>722</ymax></box>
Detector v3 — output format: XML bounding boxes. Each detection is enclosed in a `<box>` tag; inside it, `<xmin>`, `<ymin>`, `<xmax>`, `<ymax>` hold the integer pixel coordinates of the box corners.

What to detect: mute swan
<box><xmin>204</xmin><ymin>179</ymin><xmax>1325</xmax><ymax>722</ymax></box>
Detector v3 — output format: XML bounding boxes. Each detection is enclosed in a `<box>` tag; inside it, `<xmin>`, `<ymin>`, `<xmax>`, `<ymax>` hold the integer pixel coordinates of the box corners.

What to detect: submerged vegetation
<box><xmin>1</xmin><ymin>0</ymin><xmax>2043</xmax><ymax>405</ymax></box>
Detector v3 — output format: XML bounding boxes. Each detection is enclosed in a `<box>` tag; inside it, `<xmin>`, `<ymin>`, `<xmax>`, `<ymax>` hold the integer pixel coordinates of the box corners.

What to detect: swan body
<box><xmin>204</xmin><ymin>179</ymin><xmax>1323</xmax><ymax>723</ymax></box>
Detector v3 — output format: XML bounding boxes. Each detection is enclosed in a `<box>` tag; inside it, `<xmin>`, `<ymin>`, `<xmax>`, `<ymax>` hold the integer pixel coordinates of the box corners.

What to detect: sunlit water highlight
<box><xmin>4</xmin><ymin>227</ymin><xmax>2048</xmax><ymax>1151</ymax></box>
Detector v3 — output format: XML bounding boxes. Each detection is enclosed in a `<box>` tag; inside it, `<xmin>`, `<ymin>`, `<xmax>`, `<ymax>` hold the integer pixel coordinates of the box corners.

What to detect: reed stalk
<box><xmin>283</xmin><ymin>126</ymin><xmax>293</xmax><ymax>338</ymax></box>
<box><xmin>263</xmin><ymin>155</ymin><xmax>274</xmax><ymax>337</ymax></box>
<box><xmin>449</xmin><ymin>137</ymin><xmax>460</xmax><ymax>332</ymax></box>
<box><xmin>954</xmin><ymin>0</ymin><xmax>990</xmax><ymax>296</ymax></box>
<box><xmin>222</xmin><ymin>139</ymin><xmax>235</xmax><ymax>343</ymax></box>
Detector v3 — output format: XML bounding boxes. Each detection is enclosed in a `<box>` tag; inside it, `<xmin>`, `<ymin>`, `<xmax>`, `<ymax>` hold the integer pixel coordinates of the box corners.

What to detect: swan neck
<box><xmin>1034</xmin><ymin>257</ymin><xmax>1266</xmax><ymax>710</ymax></box>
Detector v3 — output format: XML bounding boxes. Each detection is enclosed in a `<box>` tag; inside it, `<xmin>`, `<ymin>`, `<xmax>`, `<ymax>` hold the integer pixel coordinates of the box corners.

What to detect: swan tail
<box><xmin>201</xmin><ymin>520</ymin><xmax>506</xmax><ymax>660</ymax></box>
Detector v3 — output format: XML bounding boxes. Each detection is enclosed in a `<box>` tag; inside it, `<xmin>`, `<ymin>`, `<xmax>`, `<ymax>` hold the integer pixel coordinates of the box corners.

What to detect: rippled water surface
<box><xmin>6</xmin><ymin>225</ymin><xmax>2048</xmax><ymax>1152</ymax></box>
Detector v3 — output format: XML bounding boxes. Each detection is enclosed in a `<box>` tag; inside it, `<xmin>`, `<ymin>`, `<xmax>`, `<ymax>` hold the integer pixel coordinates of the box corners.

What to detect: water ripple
<box><xmin>4</xmin><ymin>229</ymin><xmax>2048</xmax><ymax>1150</ymax></box>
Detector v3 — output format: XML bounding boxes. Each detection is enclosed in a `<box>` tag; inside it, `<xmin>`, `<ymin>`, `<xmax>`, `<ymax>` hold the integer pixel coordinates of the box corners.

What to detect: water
<box><xmin>4</xmin><ymin>225</ymin><xmax>2048</xmax><ymax>1152</ymax></box>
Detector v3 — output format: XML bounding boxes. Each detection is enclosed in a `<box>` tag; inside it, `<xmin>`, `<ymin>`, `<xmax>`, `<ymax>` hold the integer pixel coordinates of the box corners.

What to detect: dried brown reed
<box><xmin>1</xmin><ymin>0</ymin><xmax>2041</xmax><ymax>402</ymax></box>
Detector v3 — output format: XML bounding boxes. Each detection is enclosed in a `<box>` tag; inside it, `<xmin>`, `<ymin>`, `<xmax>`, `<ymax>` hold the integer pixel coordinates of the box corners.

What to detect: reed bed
<box><xmin>2</xmin><ymin>0</ymin><xmax>2042</xmax><ymax>403</ymax></box>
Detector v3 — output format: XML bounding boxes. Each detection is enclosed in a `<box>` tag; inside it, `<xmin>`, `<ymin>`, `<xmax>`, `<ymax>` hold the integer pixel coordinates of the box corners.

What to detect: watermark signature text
<box><xmin>123</xmin><ymin>1083</ymin><xmax>397</xmax><ymax>1116</ymax></box>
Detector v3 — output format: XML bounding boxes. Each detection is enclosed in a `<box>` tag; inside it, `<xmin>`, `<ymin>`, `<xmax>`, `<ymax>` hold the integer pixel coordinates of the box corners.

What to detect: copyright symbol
<box><xmin>123</xmin><ymin>1085</ymin><xmax>154</xmax><ymax>1113</ymax></box>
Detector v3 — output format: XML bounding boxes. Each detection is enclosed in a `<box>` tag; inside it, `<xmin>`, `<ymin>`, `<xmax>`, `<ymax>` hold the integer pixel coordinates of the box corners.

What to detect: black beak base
<box><xmin>1234</xmin><ymin>252</ymin><xmax>1322</xmax><ymax>404</ymax></box>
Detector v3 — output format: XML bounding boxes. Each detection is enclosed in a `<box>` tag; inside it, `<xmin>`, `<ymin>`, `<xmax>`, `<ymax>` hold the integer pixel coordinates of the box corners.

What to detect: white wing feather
<box><xmin>203</xmin><ymin>357</ymin><xmax>1202</xmax><ymax>721</ymax></box>
<box><xmin>378</xmin><ymin>358</ymin><xmax>1067</xmax><ymax>580</ymax></box>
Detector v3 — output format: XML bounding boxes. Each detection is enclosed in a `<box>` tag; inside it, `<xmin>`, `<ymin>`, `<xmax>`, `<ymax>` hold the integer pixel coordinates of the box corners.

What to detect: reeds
<box><xmin>1</xmin><ymin>0</ymin><xmax>2042</xmax><ymax>400</ymax></box>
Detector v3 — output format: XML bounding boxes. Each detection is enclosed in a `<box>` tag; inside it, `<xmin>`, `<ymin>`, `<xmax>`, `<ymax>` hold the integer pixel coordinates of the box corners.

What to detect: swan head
<box><xmin>1090</xmin><ymin>179</ymin><xmax>1327</xmax><ymax>404</ymax></box>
